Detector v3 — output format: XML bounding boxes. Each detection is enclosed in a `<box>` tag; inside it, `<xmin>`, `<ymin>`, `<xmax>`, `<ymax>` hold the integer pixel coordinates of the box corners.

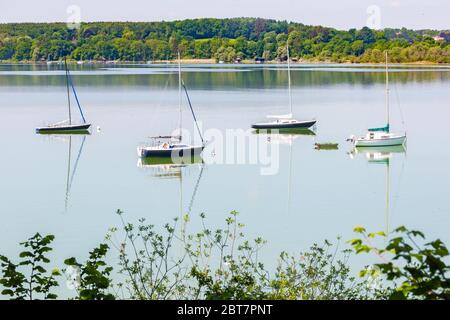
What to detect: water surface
<box><xmin>0</xmin><ymin>63</ymin><xmax>449</xmax><ymax>296</ymax></box>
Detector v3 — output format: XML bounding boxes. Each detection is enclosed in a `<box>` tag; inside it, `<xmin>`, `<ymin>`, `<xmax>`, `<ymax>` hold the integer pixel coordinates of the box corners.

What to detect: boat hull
<box><xmin>36</xmin><ymin>123</ymin><xmax>91</xmax><ymax>134</ymax></box>
<box><xmin>253</xmin><ymin>128</ymin><xmax>316</xmax><ymax>135</ymax></box>
<box><xmin>138</xmin><ymin>145</ymin><xmax>204</xmax><ymax>158</ymax></box>
<box><xmin>354</xmin><ymin>135</ymin><xmax>406</xmax><ymax>147</ymax></box>
<box><xmin>251</xmin><ymin>120</ymin><xmax>316</xmax><ymax>130</ymax></box>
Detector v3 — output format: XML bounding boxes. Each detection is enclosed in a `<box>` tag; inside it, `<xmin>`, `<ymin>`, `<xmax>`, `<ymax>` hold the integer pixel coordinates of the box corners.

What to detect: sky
<box><xmin>0</xmin><ymin>0</ymin><xmax>448</xmax><ymax>30</ymax></box>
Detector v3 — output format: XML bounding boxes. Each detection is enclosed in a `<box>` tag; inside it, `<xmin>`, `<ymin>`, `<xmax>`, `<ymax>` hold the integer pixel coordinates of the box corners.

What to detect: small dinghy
<box><xmin>349</xmin><ymin>52</ymin><xmax>406</xmax><ymax>147</ymax></box>
<box><xmin>137</xmin><ymin>53</ymin><xmax>205</xmax><ymax>160</ymax></box>
<box><xmin>314</xmin><ymin>142</ymin><xmax>339</xmax><ymax>150</ymax></box>
<box><xmin>252</xmin><ymin>40</ymin><xmax>316</xmax><ymax>130</ymax></box>
<box><xmin>36</xmin><ymin>58</ymin><xmax>91</xmax><ymax>134</ymax></box>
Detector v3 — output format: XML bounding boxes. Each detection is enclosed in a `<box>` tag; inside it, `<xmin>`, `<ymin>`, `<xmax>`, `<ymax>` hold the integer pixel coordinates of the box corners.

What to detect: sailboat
<box><xmin>77</xmin><ymin>54</ymin><xmax>84</xmax><ymax>65</ymax></box>
<box><xmin>36</xmin><ymin>58</ymin><xmax>91</xmax><ymax>134</ymax></box>
<box><xmin>252</xmin><ymin>41</ymin><xmax>316</xmax><ymax>130</ymax></box>
<box><xmin>349</xmin><ymin>52</ymin><xmax>406</xmax><ymax>147</ymax></box>
<box><xmin>137</xmin><ymin>52</ymin><xmax>205</xmax><ymax>159</ymax></box>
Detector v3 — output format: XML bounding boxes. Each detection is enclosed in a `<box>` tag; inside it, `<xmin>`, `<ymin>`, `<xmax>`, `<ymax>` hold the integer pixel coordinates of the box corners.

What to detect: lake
<box><xmin>0</xmin><ymin>63</ymin><xmax>449</xmax><ymax>296</ymax></box>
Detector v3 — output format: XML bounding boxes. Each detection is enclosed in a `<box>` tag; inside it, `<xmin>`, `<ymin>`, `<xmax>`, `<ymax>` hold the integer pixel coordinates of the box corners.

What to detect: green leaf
<box><xmin>19</xmin><ymin>251</ymin><xmax>33</xmax><ymax>258</ymax></box>
<box><xmin>1</xmin><ymin>289</ymin><xmax>14</xmax><ymax>296</ymax></box>
<box><xmin>64</xmin><ymin>257</ymin><xmax>78</xmax><ymax>266</ymax></box>
<box><xmin>353</xmin><ymin>226</ymin><xmax>366</xmax><ymax>233</ymax></box>
<box><xmin>389</xmin><ymin>290</ymin><xmax>407</xmax><ymax>300</ymax></box>
<box><xmin>51</xmin><ymin>268</ymin><xmax>61</xmax><ymax>276</ymax></box>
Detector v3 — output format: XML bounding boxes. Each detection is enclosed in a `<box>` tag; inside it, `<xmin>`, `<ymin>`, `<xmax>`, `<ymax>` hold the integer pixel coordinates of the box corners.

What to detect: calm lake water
<box><xmin>1</xmin><ymin>63</ymin><xmax>449</xmax><ymax>296</ymax></box>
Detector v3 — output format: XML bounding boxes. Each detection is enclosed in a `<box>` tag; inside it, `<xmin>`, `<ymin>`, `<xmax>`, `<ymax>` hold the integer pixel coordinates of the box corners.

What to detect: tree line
<box><xmin>0</xmin><ymin>18</ymin><xmax>449</xmax><ymax>63</ymax></box>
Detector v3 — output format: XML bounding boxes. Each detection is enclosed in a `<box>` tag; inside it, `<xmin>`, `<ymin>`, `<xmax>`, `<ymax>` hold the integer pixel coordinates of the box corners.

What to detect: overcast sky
<box><xmin>0</xmin><ymin>0</ymin><xmax>448</xmax><ymax>30</ymax></box>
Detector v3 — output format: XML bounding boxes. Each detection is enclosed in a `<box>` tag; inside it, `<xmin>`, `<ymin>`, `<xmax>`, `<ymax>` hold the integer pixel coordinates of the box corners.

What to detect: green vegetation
<box><xmin>350</xmin><ymin>226</ymin><xmax>450</xmax><ymax>300</ymax></box>
<box><xmin>0</xmin><ymin>233</ymin><xmax>60</xmax><ymax>300</ymax></box>
<box><xmin>0</xmin><ymin>18</ymin><xmax>449</xmax><ymax>63</ymax></box>
<box><xmin>1</xmin><ymin>210</ymin><xmax>449</xmax><ymax>300</ymax></box>
<box><xmin>0</xmin><ymin>233</ymin><xmax>114</xmax><ymax>300</ymax></box>
<box><xmin>63</xmin><ymin>244</ymin><xmax>115</xmax><ymax>300</ymax></box>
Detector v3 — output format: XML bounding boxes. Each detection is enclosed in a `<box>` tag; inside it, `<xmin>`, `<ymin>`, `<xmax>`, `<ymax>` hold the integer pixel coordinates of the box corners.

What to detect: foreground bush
<box><xmin>0</xmin><ymin>210</ymin><xmax>448</xmax><ymax>300</ymax></box>
<box><xmin>350</xmin><ymin>226</ymin><xmax>450</xmax><ymax>300</ymax></box>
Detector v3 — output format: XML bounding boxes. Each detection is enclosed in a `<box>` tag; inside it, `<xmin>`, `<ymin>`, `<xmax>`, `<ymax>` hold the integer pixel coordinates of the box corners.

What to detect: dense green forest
<box><xmin>0</xmin><ymin>18</ymin><xmax>449</xmax><ymax>63</ymax></box>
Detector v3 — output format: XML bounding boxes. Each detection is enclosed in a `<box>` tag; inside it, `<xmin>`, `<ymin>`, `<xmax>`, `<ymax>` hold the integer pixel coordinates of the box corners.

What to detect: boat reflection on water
<box><xmin>137</xmin><ymin>156</ymin><xmax>204</xmax><ymax>179</ymax></box>
<box><xmin>137</xmin><ymin>156</ymin><xmax>205</xmax><ymax>216</ymax></box>
<box><xmin>253</xmin><ymin>128</ymin><xmax>315</xmax><ymax>214</ymax></box>
<box><xmin>349</xmin><ymin>145</ymin><xmax>406</xmax><ymax>235</ymax></box>
<box><xmin>349</xmin><ymin>144</ymin><xmax>406</xmax><ymax>163</ymax></box>
<box><xmin>253</xmin><ymin>127</ymin><xmax>316</xmax><ymax>138</ymax></box>
<box><xmin>253</xmin><ymin>128</ymin><xmax>316</xmax><ymax>147</ymax></box>
<box><xmin>44</xmin><ymin>133</ymin><xmax>90</xmax><ymax>212</ymax></box>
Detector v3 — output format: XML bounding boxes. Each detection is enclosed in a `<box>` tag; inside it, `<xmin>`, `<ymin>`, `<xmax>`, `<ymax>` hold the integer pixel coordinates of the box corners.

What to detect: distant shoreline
<box><xmin>0</xmin><ymin>58</ymin><xmax>445</xmax><ymax>65</ymax></box>
<box><xmin>1</xmin><ymin>19</ymin><xmax>448</xmax><ymax>65</ymax></box>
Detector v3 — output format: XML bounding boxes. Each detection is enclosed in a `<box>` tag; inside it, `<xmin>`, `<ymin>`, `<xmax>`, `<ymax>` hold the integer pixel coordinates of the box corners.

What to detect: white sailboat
<box><xmin>252</xmin><ymin>41</ymin><xmax>316</xmax><ymax>130</ymax></box>
<box><xmin>77</xmin><ymin>54</ymin><xmax>84</xmax><ymax>65</ymax></box>
<box><xmin>137</xmin><ymin>52</ymin><xmax>205</xmax><ymax>159</ymax></box>
<box><xmin>349</xmin><ymin>52</ymin><xmax>406</xmax><ymax>147</ymax></box>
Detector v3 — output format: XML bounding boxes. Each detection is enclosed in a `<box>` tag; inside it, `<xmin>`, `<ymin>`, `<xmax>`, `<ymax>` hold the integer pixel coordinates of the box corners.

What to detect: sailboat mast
<box><xmin>385</xmin><ymin>51</ymin><xmax>390</xmax><ymax>129</ymax></box>
<box><xmin>178</xmin><ymin>51</ymin><xmax>182</xmax><ymax>141</ymax></box>
<box><xmin>286</xmin><ymin>40</ymin><xmax>293</xmax><ymax>115</ymax></box>
<box><xmin>182</xmin><ymin>81</ymin><xmax>205</xmax><ymax>145</ymax></box>
<box><xmin>64</xmin><ymin>58</ymin><xmax>72</xmax><ymax>125</ymax></box>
